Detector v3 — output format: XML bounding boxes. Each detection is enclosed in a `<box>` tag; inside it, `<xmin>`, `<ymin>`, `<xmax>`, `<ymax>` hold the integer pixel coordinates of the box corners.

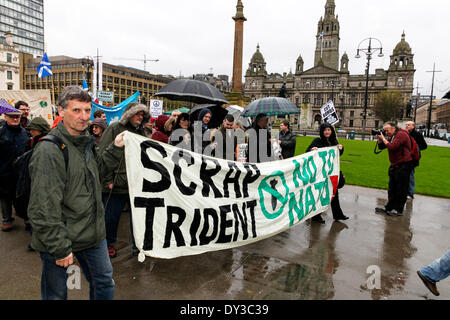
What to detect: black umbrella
<box><xmin>155</xmin><ymin>79</ymin><xmax>229</xmax><ymax>105</ymax></box>
<box><xmin>190</xmin><ymin>104</ymin><xmax>229</xmax><ymax>129</ymax></box>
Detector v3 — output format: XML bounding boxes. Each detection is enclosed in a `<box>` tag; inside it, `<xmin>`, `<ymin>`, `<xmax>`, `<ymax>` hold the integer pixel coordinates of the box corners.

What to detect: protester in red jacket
<box><xmin>151</xmin><ymin>115</ymin><xmax>170</xmax><ymax>144</ymax></box>
<box><xmin>375</xmin><ymin>122</ymin><xmax>413</xmax><ymax>217</ymax></box>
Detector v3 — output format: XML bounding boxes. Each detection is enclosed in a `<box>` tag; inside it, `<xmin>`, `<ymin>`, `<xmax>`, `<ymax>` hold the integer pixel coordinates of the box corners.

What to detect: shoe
<box><xmin>375</xmin><ymin>207</ymin><xmax>387</xmax><ymax>214</ymax></box>
<box><xmin>387</xmin><ymin>209</ymin><xmax>403</xmax><ymax>217</ymax></box>
<box><xmin>312</xmin><ymin>215</ymin><xmax>326</xmax><ymax>224</ymax></box>
<box><xmin>1</xmin><ymin>224</ymin><xmax>13</xmax><ymax>232</ymax></box>
<box><xmin>386</xmin><ymin>209</ymin><xmax>400</xmax><ymax>217</ymax></box>
<box><xmin>108</xmin><ymin>245</ymin><xmax>117</xmax><ymax>258</ymax></box>
<box><xmin>417</xmin><ymin>270</ymin><xmax>440</xmax><ymax>296</ymax></box>
<box><xmin>334</xmin><ymin>215</ymin><xmax>349</xmax><ymax>221</ymax></box>
<box><xmin>408</xmin><ymin>195</ymin><xmax>415</xmax><ymax>200</ymax></box>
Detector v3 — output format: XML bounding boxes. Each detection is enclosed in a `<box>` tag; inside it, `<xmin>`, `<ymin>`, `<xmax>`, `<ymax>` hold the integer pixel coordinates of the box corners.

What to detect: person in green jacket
<box><xmin>28</xmin><ymin>86</ymin><xmax>125</xmax><ymax>300</ymax></box>
<box><xmin>98</xmin><ymin>102</ymin><xmax>149</xmax><ymax>258</ymax></box>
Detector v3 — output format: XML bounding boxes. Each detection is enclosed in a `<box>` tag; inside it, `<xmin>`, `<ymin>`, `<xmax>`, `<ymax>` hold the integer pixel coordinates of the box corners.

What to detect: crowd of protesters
<box><xmin>1</xmin><ymin>85</ymin><xmax>441</xmax><ymax>300</ymax></box>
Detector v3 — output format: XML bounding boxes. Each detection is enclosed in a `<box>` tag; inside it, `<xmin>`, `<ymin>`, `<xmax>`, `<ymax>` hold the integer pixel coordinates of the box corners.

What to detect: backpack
<box><xmin>14</xmin><ymin>135</ymin><xmax>69</xmax><ymax>218</ymax></box>
<box><xmin>409</xmin><ymin>135</ymin><xmax>421</xmax><ymax>167</ymax></box>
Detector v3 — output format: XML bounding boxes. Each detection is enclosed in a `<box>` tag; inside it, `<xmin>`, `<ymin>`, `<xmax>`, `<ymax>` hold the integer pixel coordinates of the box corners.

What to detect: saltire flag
<box><xmin>318</xmin><ymin>33</ymin><xmax>324</xmax><ymax>39</ymax></box>
<box><xmin>37</xmin><ymin>53</ymin><xmax>53</xmax><ymax>78</ymax></box>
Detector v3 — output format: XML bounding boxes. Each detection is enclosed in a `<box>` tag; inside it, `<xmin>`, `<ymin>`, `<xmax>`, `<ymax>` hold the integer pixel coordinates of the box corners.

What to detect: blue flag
<box><xmin>91</xmin><ymin>91</ymin><xmax>141</xmax><ymax>124</ymax></box>
<box><xmin>37</xmin><ymin>53</ymin><xmax>53</xmax><ymax>78</ymax></box>
<box><xmin>82</xmin><ymin>78</ymin><xmax>89</xmax><ymax>91</ymax></box>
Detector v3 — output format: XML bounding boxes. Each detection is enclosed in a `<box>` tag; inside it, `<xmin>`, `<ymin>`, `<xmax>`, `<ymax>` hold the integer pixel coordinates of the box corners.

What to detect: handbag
<box><xmin>338</xmin><ymin>171</ymin><xmax>345</xmax><ymax>189</ymax></box>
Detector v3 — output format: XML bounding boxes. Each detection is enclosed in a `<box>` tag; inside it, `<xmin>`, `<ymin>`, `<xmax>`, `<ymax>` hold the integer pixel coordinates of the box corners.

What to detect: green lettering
<box><xmin>314</xmin><ymin>179</ymin><xmax>330</xmax><ymax>206</ymax></box>
<box><xmin>318</xmin><ymin>151</ymin><xmax>328</xmax><ymax>179</ymax></box>
<box><xmin>307</xmin><ymin>156</ymin><xmax>317</xmax><ymax>183</ymax></box>
<box><xmin>304</xmin><ymin>186</ymin><xmax>317</xmax><ymax>214</ymax></box>
<box><xmin>288</xmin><ymin>190</ymin><xmax>305</xmax><ymax>226</ymax></box>
<box><xmin>327</xmin><ymin>149</ymin><xmax>336</xmax><ymax>175</ymax></box>
<box><xmin>292</xmin><ymin>159</ymin><xmax>310</xmax><ymax>187</ymax></box>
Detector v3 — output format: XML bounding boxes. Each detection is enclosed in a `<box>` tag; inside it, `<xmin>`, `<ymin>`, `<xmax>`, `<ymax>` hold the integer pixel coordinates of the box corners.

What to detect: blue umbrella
<box><xmin>0</xmin><ymin>99</ymin><xmax>20</xmax><ymax>114</ymax></box>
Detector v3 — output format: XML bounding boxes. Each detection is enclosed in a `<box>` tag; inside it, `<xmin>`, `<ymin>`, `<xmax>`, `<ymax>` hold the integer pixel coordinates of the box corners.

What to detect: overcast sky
<box><xmin>45</xmin><ymin>0</ymin><xmax>450</xmax><ymax>98</ymax></box>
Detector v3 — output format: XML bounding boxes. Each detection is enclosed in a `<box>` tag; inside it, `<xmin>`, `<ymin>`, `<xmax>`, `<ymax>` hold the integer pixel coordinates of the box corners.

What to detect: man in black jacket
<box><xmin>405</xmin><ymin>121</ymin><xmax>427</xmax><ymax>199</ymax></box>
<box><xmin>277</xmin><ymin>120</ymin><xmax>297</xmax><ymax>159</ymax></box>
<box><xmin>0</xmin><ymin>110</ymin><xmax>29</xmax><ymax>232</ymax></box>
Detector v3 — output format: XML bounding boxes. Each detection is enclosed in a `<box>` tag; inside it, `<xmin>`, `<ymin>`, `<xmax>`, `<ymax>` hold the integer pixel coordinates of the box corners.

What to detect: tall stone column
<box><xmin>232</xmin><ymin>0</ymin><xmax>247</xmax><ymax>93</ymax></box>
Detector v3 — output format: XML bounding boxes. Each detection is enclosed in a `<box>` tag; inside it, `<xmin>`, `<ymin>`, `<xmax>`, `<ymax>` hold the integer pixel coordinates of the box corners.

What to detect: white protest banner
<box><xmin>150</xmin><ymin>99</ymin><xmax>163</xmax><ymax>118</ymax></box>
<box><xmin>124</xmin><ymin>132</ymin><xmax>340</xmax><ymax>260</ymax></box>
<box><xmin>320</xmin><ymin>100</ymin><xmax>339</xmax><ymax>126</ymax></box>
<box><xmin>0</xmin><ymin>90</ymin><xmax>53</xmax><ymax>125</ymax></box>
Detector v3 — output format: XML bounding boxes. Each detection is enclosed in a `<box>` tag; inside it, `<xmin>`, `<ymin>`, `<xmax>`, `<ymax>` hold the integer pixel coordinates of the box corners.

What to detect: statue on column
<box><xmin>279</xmin><ymin>82</ymin><xmax>287</xmax><ymax>98</ymax></box>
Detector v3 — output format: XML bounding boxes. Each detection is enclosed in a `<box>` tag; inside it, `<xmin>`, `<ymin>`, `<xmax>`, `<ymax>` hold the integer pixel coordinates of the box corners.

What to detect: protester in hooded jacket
<box><xmin>306</xmin><ymin>123</ymin><xmax>348</xmax><ymax>224</ymax></box>
<box><xmin>98</xmin><ymin>102</ymin><xmax>149</xmax><ymax>258</ymax></box>
<box><xmin>89</xmin><ymin>118</ymin><xmax>108</xmax><ymax>146</ymax></box>
<box><xmin>197</xmin><ymin>108</ymin><xmax>213</xmax><ymax>154</ymax></box>
<box><xmin>151</xmin><ymin>115</ymin><xmax>171</xmax><ymax>144</ymax></box>
<box><xmin>14</xmin><ymin>117</ymin><xmax>51</xmax><ymax>245</ymax></box>
<box><xmin>0</xmin><ymin>111</ymin><xmax>29</xmax><ymax>232</ymax></box>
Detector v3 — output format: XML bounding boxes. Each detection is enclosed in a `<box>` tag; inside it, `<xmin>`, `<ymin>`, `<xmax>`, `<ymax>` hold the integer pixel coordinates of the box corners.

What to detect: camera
<box><xmin>372</xmin><ymin>129</ymin><xmax>384</xmax><ymax>136</ymax></box>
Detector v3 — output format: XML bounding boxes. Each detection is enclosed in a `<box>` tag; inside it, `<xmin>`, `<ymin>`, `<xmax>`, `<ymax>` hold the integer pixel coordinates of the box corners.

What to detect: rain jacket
<box><xmin>98</xmin><ymin>103</ymin><xmax>149</xmax><ymax>194</ymax></box>
<box><xmin>28</xmin><ymin>122</ymin><xmax>123</xmax><ymax>260</ymax></box>
<box><xmin>0</xmin><ymin>121</ymin><xmax>29</xmax><ymax>197</ymax></box>
<box><xmin>377</xmin><ymin>128</ymin><xmax>412</xmax><ymax>167</ymax></box>
<box><xmin>278</xmin><ymin>129</ymin><xmax>297</xmax><ymax>159</ymax></box>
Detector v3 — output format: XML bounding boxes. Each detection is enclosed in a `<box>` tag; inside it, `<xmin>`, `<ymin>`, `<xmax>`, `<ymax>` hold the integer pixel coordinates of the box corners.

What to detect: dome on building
<box><xmin>393</xmin><ymin>32</ymin><xmax>412</xmax><ymax>55</ymax></box>
<box><xmin>250</xmin><ymin>44</ymin><xmax>265</xmax><ymax>63</ymax></box>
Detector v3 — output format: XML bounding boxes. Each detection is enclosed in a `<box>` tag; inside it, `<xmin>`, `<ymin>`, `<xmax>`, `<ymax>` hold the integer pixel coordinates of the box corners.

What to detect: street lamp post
<box><xmin>355</xmin><ymin>38</ymin><xmax>384</xmax><ymax>140</ymax></box>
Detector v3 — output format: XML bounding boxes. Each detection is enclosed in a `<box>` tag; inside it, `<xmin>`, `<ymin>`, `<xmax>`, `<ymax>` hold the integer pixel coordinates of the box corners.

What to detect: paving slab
<box><xmin>0</xmin><ymin>185</ymin><xmax>448</xmax><ymax>300</ymax></box>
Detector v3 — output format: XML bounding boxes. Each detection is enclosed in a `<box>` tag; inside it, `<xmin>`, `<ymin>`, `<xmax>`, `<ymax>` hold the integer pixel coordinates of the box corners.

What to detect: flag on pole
<box><xmin>37</xmin><ymin>53</ymin><xmax>53</xmax><ymax>78</ymax></box>
<box><xmin>82</xmin><ymin>78</ymin><xmax>89</xmax><ymax>91</ymax></box>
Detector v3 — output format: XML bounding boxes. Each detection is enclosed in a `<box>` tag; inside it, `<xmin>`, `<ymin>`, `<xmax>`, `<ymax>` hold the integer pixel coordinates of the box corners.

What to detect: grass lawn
<box><xmin>294</xmin><ymin>136</ymin><xmax>450</xmax><ymax>198</ymax></box>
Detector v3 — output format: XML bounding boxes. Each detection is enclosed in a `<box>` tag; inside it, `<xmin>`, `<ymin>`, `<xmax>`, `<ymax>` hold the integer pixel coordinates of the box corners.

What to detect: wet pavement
<box><xmin>0</xmin><ymin>185</ymin><xmax>449</xmax><ymax>300</ymax></box>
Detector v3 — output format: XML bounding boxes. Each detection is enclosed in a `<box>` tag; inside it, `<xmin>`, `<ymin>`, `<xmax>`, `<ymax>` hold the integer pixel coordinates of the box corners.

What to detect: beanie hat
<box><xmin>28</xmin><ymin>117</ymin><xmax>50</xmax><ymax>135</ymax></box>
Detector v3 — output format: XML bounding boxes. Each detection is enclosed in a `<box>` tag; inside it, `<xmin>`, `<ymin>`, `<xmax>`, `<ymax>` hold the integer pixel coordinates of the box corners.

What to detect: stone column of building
<box><xmin>232</xmin><ymin>0</ymin><xmax>247</xmax><ymax>93</ymax></box>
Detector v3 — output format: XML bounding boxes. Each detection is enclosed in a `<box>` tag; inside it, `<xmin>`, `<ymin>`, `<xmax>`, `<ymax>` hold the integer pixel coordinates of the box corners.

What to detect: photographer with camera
<box><xmin>374</xmin><ymin>122</ymin><xmax>414</xmax><ymax>217</ymax></box>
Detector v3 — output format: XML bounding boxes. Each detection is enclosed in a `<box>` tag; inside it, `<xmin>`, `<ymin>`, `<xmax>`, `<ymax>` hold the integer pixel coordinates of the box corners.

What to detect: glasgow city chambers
<box><xmin>243</xmin><ymin>0</ymin><xmax>415</xmax><ymax>131</ymax></box>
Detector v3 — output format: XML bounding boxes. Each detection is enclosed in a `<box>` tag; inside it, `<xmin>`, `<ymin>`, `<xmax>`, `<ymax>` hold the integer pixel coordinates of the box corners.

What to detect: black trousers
<box><xmin>313</xmin><ymin>190</ymin><xmax>345</xmax><ymax>221</ymax></box>
<box><xmin>386</xmin><ymin>162</ymin><xmax>413</xmax><ymax>213</ymax></box>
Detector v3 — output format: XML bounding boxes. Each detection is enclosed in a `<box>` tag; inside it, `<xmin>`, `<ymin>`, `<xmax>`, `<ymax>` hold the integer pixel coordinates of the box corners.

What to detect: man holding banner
<box><xmin>98</xmin><ymin>102</ymin><xmax>149</xmax><ymax>258</ymax></box>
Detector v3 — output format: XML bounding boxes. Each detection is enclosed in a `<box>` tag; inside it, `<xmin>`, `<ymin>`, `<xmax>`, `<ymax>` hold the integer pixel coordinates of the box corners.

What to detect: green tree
<box><xmin>373</xmin><ymin>90</ymin><xmax>405</xmax><ymax>123</ymax></box>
